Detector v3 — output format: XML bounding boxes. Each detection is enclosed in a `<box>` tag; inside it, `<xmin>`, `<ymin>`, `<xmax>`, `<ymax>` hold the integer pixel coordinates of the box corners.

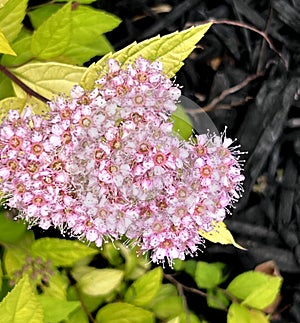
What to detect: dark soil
<box><xmin>92</xmin><ymin>0</ymin><xmax>300</xmax><ymax>322</ymax></box>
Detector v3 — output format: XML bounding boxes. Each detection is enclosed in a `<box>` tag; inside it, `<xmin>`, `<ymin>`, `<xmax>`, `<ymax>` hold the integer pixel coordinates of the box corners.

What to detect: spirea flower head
<box><xmin>0</xmin><ymin>57</ymin><xmax>244</xmax><ymax>266</ymax></box>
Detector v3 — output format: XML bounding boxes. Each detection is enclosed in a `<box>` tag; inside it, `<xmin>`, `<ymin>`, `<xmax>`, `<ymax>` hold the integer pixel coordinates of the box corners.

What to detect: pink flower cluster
<box><xmin>0</xmin><ymin>58</ymin><xmax>244</xmax><ymax>265</ymax></box>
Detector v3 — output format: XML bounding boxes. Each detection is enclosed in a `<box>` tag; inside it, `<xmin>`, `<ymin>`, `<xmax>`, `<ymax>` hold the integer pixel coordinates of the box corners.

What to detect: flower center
<box><xmin>15</xmin><ymin>182</ymin><xmax>25</xmax><ymax>194</ymax></box>
<box><xmin>60</xmin><ymin>108</ymin><xmax>71</xmax><ymax>119</ymax></box>
<box><xmin>9</xmin><ymin>136</ymin><xmax>22</xmax><ymax>149</ymax></box>
<box><xmin>32</xmin><ymin>195</ymin><xmax>45</xmax><ymax>207</ymax></box>
<box><xmin>195</xmin><ymin>145</ymin><xmax>206</xmax><ymax>157</ymax></box>
<box><xmin>154</xmin><ymin>152</ymin><xmax>166</xmax><ymax>166</ymax></box>
<box><xmin>62</xmin><ymin>131</ymin><xmax>72</xmax><ymax>144</ymax></box>
<box><xmin>80</xmin><ymin>116</ymin><xmax>92</xmax><ymax>128</ymax></box>
<box><xmin>137</xmin><ymin>72</ymin><xmax>148</xmax><ymax>82</ymax></box>
<box><xmin>94</xmin><ymin>149</ymin><xmax>105</xmax><ymax>161</ymax></box>
<box><xmin>134</xmin><ymin>95</ymin><xmax>144</xmax><ymax>105</ymax></box>
<box><xmin>7</xmin><ymin>159</ymin><xmax>18</xmax><ymax>171</ymax></box>
<box><xmin>200</xmin><ymin>165</ymin><xmax>212</xmax><ymax>177</ymax></box>
<box><xmin>177</xmin><ymin>188</ymin><xmax>187</xmax><ymax>199</ymax></box>
<box><xmin>51</xmin><ymin>160</ymin><xmax>65</xmax><ymax>171</ymax></box>
<box><xmin>26</xmin><ymin>161</ymin><xmax>39</xmax><ymax>174</ymax></box>
<box><xmin>139</xmin><ymin>143</ymin><xmax>149</xmax><ymax>154</ymax></box>
<box><xmin>31</xmin><ymin>143</ymin><xmax>43</xmax><ymax>156</ymax></box>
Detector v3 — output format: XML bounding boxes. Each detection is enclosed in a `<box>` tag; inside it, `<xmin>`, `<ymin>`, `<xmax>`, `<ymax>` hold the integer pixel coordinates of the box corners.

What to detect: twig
<box><xmin>73</xmin><ymin>283</ymin><xmax>97</xmax><ymax>323</ymax></box>
<box><xmin>257</xmin><ymin>5</ymin><xmax>274</xmax><ymax>72</ymax></box>
<box><xmin>188</xmin><ymin>71</ymin><xmax>264</xmax><ymax>115</ymax></box>
<box><xmin>0</xmin><ymin>64</ymin><xmax>49</xmax><ymax>104</ymax></box>
<box><xmin>185</xmin><ymin>19</ymin><xmax>288</xmax><ymax>69</ymax></box>
<box><xmin>164</xmin><ymin>273</ymin><xmax>229</xmax><ymax>311</ymax></box>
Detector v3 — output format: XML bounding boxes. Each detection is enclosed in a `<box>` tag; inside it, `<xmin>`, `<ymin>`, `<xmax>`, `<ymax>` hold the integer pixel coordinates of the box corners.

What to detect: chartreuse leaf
<box><xmin>55</xmin><ymin>0</ymin><xmax>95</xmax><ymax>3</ymax></box>
<box><xmin>30</xmin><ymin>238</ymin><xmax>98</xmax><ymax>267</ymax></box>
<box><xmin>37</xmin><ymin>295</ymin><xmax>80</xmax><ymax>323</ymax></box>
<box><xmin>0</xmin><ymin>212</ymin><xmax>26</xmax><ymax>244</ymax></box>
<box><xmin>60</xmin><ymin>6</ymin><xmax>119</xmax><ymax>64</ymax></box>
<box><xmin>0</xmin><ymin>275</ymin><xmax>44</xmax><ymax>323</ymax></box>
<box><xmin>42</xmin><ymin>269</ymin><xmax>69</xmax><ymax>300</ymax></box>
<box><xmin>124</xmin><ymin>267</ymin><xmax>163</xmax><ymax>306</ymax></box>
<box><xmin>207</xmin><ymin>288</ymin><xmax>230</xmax><ymax>310</ymax></box>
<box><xmin>77</xmin><ymin>268</ymin><xmax>124</xmax><ymax>296</ymax></box>
<box><xmin>1</xmin><ymin>29</ymin><xmax>33</xmax><ymax>66</ymax></box>
<box><xmin>96</xmin><ymin>302</ymin><xmax>155</xmax><ymax>323</ymax></box>
<box><xmin>31</xmin><ymin>2</ymin><xmax>72</xmax><ymax>59</ymax></box>
<box><xmin>0</xmin><ymin>29</ymin><xmax>16</xmax><ymax>55</ymax></box>
<box><xmin>0</xmin><ymin>0</ymin><xmax>27</xmax><ymax>43</ymax></box>
<box><xmin>29</xmin><ymin>4</ymin><xmax>120</xmax><ymax>65</ymax></box>
<box><xmin>0</xmin><ymin>97</ymin><xmax>26</xmax><ymax>120</ymax></box>
<box><xmin>3</xmin><ymin>231</ymin><xmax>35</xmax><ymax>277</ymax></box>
<box><xmin>199</xmin><ymin>221</ymin><xmax>246</xmax><ymax>250</ymax></box>
<box><xmin>226</xmin><ymin>271</ymin><xmax>282</xmax><ymax>310</ymax></box>
<box><xmin>11</xmin><ymin>62</ymin><xmax>86</xmax><ymax>113</ymax></box>
<box><xmin>227</xmin><ymin>303</ymin><xmax>269</xmax><ymax>323</ymax></box>
<box><xmin>117</xmin><ymin>242</ymin><xmax>150</xmax><ymax>280</ymax></box>
<box><xmin>194</xmin><ymin>261</ymin><xmax>226</xmax><ymax>289</ymax></box>
<box><xmin>67</xmin><ymin>284</ymin><xmax>104</xmax><ymax>312</ymax></box>
<box><xmin>81</xmin><ymin>23</ymin><xmax>212</xmax><ymax>90</ymax></box>
<box><xmin>167</xmin><ymin>312</ymin><xmax>204</xmax><ymax>323</ymax></box>
<box><xmin>64</xmin><ymin>307</ymin><xmax>89</xmax><ymax>323</ymax></box>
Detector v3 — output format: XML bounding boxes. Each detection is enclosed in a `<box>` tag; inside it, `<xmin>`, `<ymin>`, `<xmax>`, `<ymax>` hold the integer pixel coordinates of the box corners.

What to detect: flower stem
<box><xmin>0</xmin><ymin>64</ymin><xmax>49</xmax><ymax>104</ymax></box>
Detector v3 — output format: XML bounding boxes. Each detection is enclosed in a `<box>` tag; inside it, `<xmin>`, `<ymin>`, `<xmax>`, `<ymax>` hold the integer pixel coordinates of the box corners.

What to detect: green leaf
<box><xmin>28</xmin><ymin>4</ymin><xmax>60</xmax><ymax>30</ymax></box>
<box><xmin>152</xmin><ymin>295</ymin><xmax>183</xmax><ymax>320</ymax></box>
<box><xmin>171</xmin><ymin>104</ymin><xmax>194</xmax><ymax>140</ymax></box>
<box><xmin>81</xmin><ymin>23</ymin><xmax>212</xmax><ymax>90</ymax></box>
<box><xmin>0</xmin><ymin>212</ymin><xmax>26</xmax><ymax>244</ymax></box>
<box><xmin>0</xmin><ymin>0</ymin><xmax>27</xmax><ymax>43</ymax></box>
<box><xmin>124</xmin><ymin>267</ymin><xmax>163</xmax><ymax>306</ymax></box>
<box><xmin>37</xmin><ymin>295</ymin><xmax>79</xmax><ymax>323</ymax></box>
<box><xmin>0</xmin><ymin>74</ymin><xmax>14</xmax><ymax>100</ymax></box>
<box><xmin>207</xmin><ymin>288</ymin><xmax>230</xmax><ymax>310</ymax></box>
<box><xmin>1</xmin><ymin>29</ymin><xmax>33</xmax><ymax>66</ymax></box>
<box><xmin>194</xmin><ymin>261</ymin><xmax>226</xmax><ymax>289</ymax></box>
<box><xmin>96</xmin><ymin>302</ymin><xmax>155</xmax><ymax>323</ymax></box>
<box><xmin>0</xmin><ymin>275</ymin><xmax>44</xmax><ymax>323</ymax></box>
<box><xmin>0</xmin><ymin>29</ymin><xmax>16</xmax><ymax>55</ymax></box>
<box><xmin>77</xmin><ymin>268</ymin><xmax>124</xmax><ymax>296</ymax></box>
<box><xmin>0</xmin><ymin>259</ymin><xmax>3</xmax><ymax>291</ymax></box>
<box><xmin>30</xmin><ymin>238</ymin><xmax>98</xmax><ymax>267</ymax></box>
<box><xmin>226</xmin><ymin>271</ymin><xmax>282</xmax><ymax>310</ymax></box>
<box><xmin>31</xmin><ymin>2</ymin><xmax>72</xmax><ymax>59</ymax></box>
<box><xmin>11</xmin><ymin>62</ymin><xmax>86</xmax><ymax>113</ymax></box>
<box><xmin>3</xmin><ymin>231</ymin><xmax>35</xmax><ymax>277</ymax></box>
<box><xmin>149</xmin><ymin>284</ymin><xmax>182</xmax><ymax>319</ymax></box>
<box><xmin>184</xmin><ymin>260</ymin><xmax>198</xmax><ymax>278</ymax></box>
<box><xmin>227</xmin><ymin>303</ymin><xmax>269</xmax><ymax>323</ymax></box>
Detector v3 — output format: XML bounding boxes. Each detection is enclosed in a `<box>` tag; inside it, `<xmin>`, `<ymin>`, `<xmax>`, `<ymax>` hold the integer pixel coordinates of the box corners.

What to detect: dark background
<box><xmin>90</xmin><ymin>0</ymin><xmax>300</xmax><ymax>322</ymax></box>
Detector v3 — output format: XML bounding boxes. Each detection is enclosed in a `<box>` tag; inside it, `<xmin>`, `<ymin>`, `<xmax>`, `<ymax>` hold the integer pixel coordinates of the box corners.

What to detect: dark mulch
<box><xmin>93</xmin><ymin>0</ymin><xmax>300</xmax><ymax>322</ymax></box>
